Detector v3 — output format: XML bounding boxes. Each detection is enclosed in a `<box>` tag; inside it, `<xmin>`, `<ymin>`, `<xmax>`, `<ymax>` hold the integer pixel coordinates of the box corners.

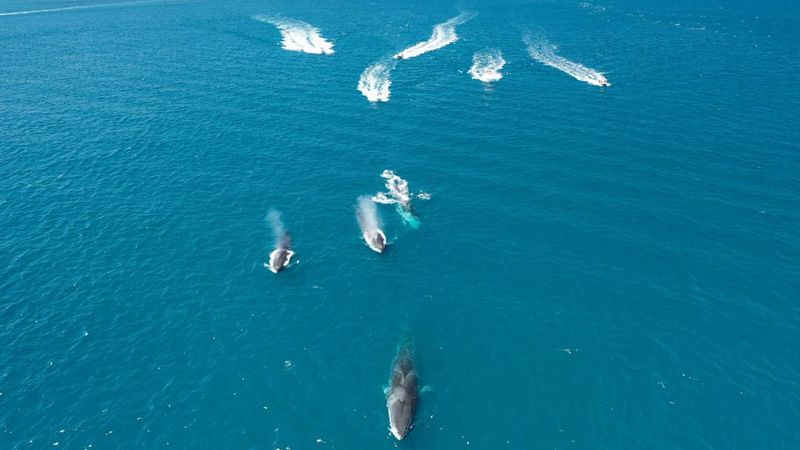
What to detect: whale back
<box><xmin>387</xmin><ymin>347</ymin><xmax>418</xmax><ymax>439</ymax></box>
<box><xmin>269</xmin><ymin>248</ymin><xmax>294</xmax><ymax>272</ymax></box>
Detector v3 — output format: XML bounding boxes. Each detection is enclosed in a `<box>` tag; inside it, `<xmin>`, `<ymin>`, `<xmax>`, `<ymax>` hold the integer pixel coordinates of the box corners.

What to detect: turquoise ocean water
<box><xmin>1</xmin><ymin>0</ymin><xmax>799</xmax><ymax>448</ymax></box>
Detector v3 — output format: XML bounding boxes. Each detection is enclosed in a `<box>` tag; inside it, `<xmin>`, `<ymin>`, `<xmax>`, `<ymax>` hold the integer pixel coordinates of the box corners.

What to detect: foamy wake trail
<box><xmin>254</xmin><ymin>16</ymin><xmax>334</xmax><ymax>55</ymax></box>
<box><xmin>468</xmin><ymin>49</ymin><xmax>506</xmax><ymax>82</ymax></box>
<box><xmin>523</xmin><ymin>34</ymin><xmax>610</xmax><ymax>87</ymax></box>
<box><xmin>0</xmin><ymin>0</ymin><xmax>163</xmax><ymax>17</ymax></box>
<box><xmin>395</xmin><ymin>12</ymin><xmax>475</xmax><ymax>59</ymax></box>
<box><xmin>356</xmin><ymin>196</ymin><xmax>381</xmax><ymax>237</ymax></box>
<box><xmin>267</xmin><ymin>209</ymin><xmax>290</xmax><ymax>249</ymax></box>
<box><xmin>358</xmin><ymin>59</ymin><xmax>396</xmax><ymax>103</ymax></box>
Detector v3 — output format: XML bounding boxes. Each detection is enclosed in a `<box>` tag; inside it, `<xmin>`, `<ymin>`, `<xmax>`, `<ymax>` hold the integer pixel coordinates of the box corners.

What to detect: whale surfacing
<box><xmin>268</xmin><ymin>248</ymin><xmax>295</xmax><ymax>273</ymax></box>
<box><xmin>356</xmin><ymin>195</ymin><xmax>387</xmax><ymax>253</ymax></box>
<box><xmin>364</xmin><ymin>228</ymin><xmax>387</xmax><ymax>253</ymax></box>
<box><xmin>266</xmin><ymin>210</ymin><xmax>295</xmax><ymax>274</ymax></box>
<box><xmin>386</xmin><ymin>345</ymin><xmax>418</xmax><ymax>440</ymax></box>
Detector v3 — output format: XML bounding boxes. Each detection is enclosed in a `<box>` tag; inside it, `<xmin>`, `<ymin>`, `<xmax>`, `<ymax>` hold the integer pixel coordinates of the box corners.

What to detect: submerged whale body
<box><xmin>364</xmin><ymin>229</ymin><xmax>387</xmax><ymax>253</ymax></box>
<box><xmin>268</xmin><ymin>247</ymin><xmax>295</xmax><ymax>273</ymax></box>
<box><xmin>386</xmin><ymin>345</ymin><xmax>418</xmax><ymax>440</ymax></box>
<box><xmin>396</xmin><ymin>204</ymin><xmax>421</xmax><ymax>229</ymax></box>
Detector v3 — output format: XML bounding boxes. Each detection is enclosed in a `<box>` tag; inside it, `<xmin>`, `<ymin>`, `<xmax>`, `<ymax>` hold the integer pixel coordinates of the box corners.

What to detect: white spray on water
<box><xmin>373</xmin><ymin>170</ymin><xmax>412</xmax><ymax>207</ymax></box>
<box><xmin>372</xmin><ymin>170</ymin><xmax>429</xmax><ymax>229</ymax></box>
<box><xmin>358</xmin><ymin>12</ymin><xmax>473</xmax><ymax>102</ymax></box>
<box><xmin>358</xmin><ymin>59</ymin><xmax>396</xmax><ymax>103</ymax></box>
<box><xmin>468</xmin><ymin>49</ymin><xmax>506</xmax><ymax>83</ymax></box>
<box><xmin>0</xmin><ymin>0</ymin><xmax>163</xmax><ymax>17</ymax></box>
<box><xmin>356</xmin><ymin>196</ymin><xmax>382</xmax><ymax>239</ymax></box>
<box><xmin>523</xmin><ymin>34</ymin><xmax>610</xmax><ymax>87</ymax></box>
<box><xmin>254</xmin><ymin>16</ymin><xmax>335</xmax><ymax>55</ymax></box>
<box><xmin>266</xmin><ymin>210</ymin><xmax>294</xmax><ymax>273</ymax></box>
<box><xmin>394</xmin><ymin>12</ymin><xmax>475</xmax><ymax>59</ymax></box>
<box><xmin>267</xmin><ymin>209</ymin><xmax>290</xmax><ymax>249</ymax></box>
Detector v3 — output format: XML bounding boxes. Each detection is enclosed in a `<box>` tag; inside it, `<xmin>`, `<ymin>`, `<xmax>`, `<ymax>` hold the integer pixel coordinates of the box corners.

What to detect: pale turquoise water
<box><xmin>1</xmin><ymin>0</ymin><xmax>799</xmax><ymax>448</ymax></box>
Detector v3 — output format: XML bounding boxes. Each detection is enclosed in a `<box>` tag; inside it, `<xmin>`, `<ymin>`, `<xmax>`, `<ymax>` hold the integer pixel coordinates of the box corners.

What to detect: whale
<box><xmin>267</xmin><ymin>247</ymin><xmax>295</xmax><ymax>273</ymax></box>
<box><xmin>267</xmin><ymin>231</ymin><xmax>294</xmax><ymax>273</ymax></box>
<box><xmin>386</xmin><ymin>345</ymin><xmax>418</xmax><ymax>440</ymax></box>
<box><xmin>356</xmin><ymin>196</ymin><xmax>386</xmax><ymax>253</ymax></box>
<box><xmin>265</xmin><ymin>211</ymin><xmax>295</xmax><ymax>273</ymax></box>
<box><xmin>364</xmin><ymin>228</ymin><xmax>387</xmax><ymax>253</ymax></box>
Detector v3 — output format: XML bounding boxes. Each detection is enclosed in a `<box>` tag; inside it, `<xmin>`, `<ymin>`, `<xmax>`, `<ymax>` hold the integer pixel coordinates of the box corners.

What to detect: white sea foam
<box><xmin>395</xmin><ymin>12</ymin><xmax>475</xmax><ymax>60</ymax></box>
<box><xmin>254</xmin><ymin>16</ymin><xmax>334</xmax><ymax>55</ymax></box>
<box><xmin>468</xmin><ymin>49</ymin><xmax>506</xmax><ymax>82</ymax></box>
<box><xmin>374</xmin><ymin>170</ymin><xmax>412</xmax><ymax>207</ymax></box>
<box><xmin>0</xmin><ymin>0</ymin><xmax>163</xmax><ymax>17</ymax></box>
<box><xmin>523</xmin><ymin>34</ymin><xmax>610</xmax><ymax>87</ymax></box>
<box><xmin>372</xmin><ymin>170</ymin><xmax>428</xmax><ymax>229</ymax></box>
<box><xmin>358</xmin><ymin>60</ymin><xmax>396</xmax><ymax>103</ymax></box>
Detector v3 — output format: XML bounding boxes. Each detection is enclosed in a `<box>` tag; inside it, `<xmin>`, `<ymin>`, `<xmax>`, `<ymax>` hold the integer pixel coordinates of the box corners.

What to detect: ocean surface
<box><xmin>2</xmin><ymin>0</ymin><xmax>799</xmax><ymax>448</ymax></box>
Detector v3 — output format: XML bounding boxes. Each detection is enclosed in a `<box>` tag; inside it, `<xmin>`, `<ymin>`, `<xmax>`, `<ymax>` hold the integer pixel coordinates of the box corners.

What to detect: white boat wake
<box><xmin>358</xmin><ymin>59</ymin><xmax>396</xmax><ymax>103</ymax></box>
<box><xmin>523</xmin><ymin>34</ymin><xmax>610</xmax><ymax>87</ymax></box>
<box><xmin>254</xmin><ymin>15</ymin><xmax>334</xmax><ymax>55</ymax></box>
<box><xmin>468</xmin><ymin>49</ymin><xmax>506</xmax><ymax>82</ymax></box>
<box><xmin>0</xmin><ymin>0</ymin><xmax>164</xmax><ymax>17</ymax></box>
<box><xmin>394</xmin><ymin>12</ymin><xmax>475</xmax><ymax>60</ymax></box>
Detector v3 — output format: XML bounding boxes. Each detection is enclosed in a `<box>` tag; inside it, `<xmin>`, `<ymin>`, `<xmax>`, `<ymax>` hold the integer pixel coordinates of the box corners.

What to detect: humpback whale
<box><xmin>386</xmin><ymin>345</ymin><xmax>418</xmax><ymax>440</ymax></box>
